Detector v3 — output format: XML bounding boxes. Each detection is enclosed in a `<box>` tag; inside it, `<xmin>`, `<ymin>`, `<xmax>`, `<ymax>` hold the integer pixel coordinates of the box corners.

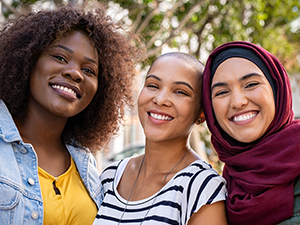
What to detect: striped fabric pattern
<box><xmin>93</xmin><ymin>157</ymin><xmax>226</xmax><ymax>225</ymax></box>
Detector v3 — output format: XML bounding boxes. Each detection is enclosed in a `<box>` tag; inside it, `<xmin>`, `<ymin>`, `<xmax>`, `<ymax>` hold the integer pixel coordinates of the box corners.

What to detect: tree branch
<box><xmin>0</xmin><ymin>0</ymin><xmax>19</xmax><ymax>15</ymax></box>
<box><xmin>146</xmin><ymin>1</ymin><xmax>202</xmax><ymax>57</ymax></box>
<box><xmin>146</xmin><ymin>0</ymin><xmax>187</xmax><ymax>48</ymax></box>
<box><xmin>195</xmin><ymin>13</ymin><xmax>219</xmax><ymax>57</ymax></box>
<box><xmin>146</xmin><ymin>22</ymin><xmax>167</xmax><ymax>49</ymax></box>
<box><xmin>132</xmin><ymin>10</ymin><xmax>142</xmax><ymax>32</ymax></box>
<box><xmin>136</xmin><ymin>7</ymin><xmax>159</xmax><ymax>34</ymax></box>
<box><xmin>127</xmin><ymin>3</ymin><xmax>146</xmax><ymax>15</ymax></box>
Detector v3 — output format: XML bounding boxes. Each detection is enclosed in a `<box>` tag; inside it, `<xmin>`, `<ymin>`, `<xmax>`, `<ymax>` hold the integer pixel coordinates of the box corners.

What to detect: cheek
<box><xmin>137</xmin><ymin>89</ymin><xmax>149</xmax><ymax>108</ymax></box>
<box><xmin>92</xmin><ymin>83</ymin><xmax>98</xmax><ymax>96</ymax></box>
<box><xmin>137</xmin><ymin>92</ymin><xmax>148</xmax><ymax>129</ymax></box>
<box><xmin>264</xmin><ymin>98</ymin><xmax>276</xmax><ymax>127</ymax></box>
<box><xmin>137</xmin><ymin>91</ymin><xmax>146</xmax><ymax>116</ymax></box>
<box><xmin>29</xmin><ymin>73</ymin><xmax>43</xmax><ymax>96</ymax></box>
<box><xmin>212</xmin><ymin>99</ymin><xmax>225</xmax><ymax>120</ymax></box>
<box><xmin>183</xmin><ymin>100</ymin><xmax>198</xmax><ymax>117</ymax></box>
<box><xmin>255</xmin><ymin>87</ymin><xmax>275</xmax><ymax>123</ymax></box>
<box><xmin>211</xmin><ymin>99</ymin><xmax>230</xmax><ymax>133</ymax></box>
<box><xmin>87</xmin><ymin>78</ymin><xmax>98</xmax><ymax>97</ymax></box>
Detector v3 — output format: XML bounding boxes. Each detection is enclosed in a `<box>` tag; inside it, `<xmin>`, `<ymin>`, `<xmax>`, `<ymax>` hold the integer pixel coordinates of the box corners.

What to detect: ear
<box><xmin>195</xmin><ymin>111</ymin><xmax>206</xmax><ymax>125</ymax></box>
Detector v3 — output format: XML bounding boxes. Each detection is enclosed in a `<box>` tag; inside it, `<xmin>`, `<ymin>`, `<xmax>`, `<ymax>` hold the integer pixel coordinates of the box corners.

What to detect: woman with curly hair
<box><xmin>0</xmin><ymin>2</ymin><xmax>145</xmax><ymax>225</ymax></box>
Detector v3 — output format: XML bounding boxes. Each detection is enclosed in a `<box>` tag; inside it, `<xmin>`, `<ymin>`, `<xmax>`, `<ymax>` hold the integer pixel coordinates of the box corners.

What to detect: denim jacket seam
<box><xmin>0</xmin><ymin>100</ymin><xmax>103</xmax><ymax>223</ymax></box>
<box><xmin>0</xmin><ymin>177</ymin><xmax>43</xmax><ymax>202</ymax></box>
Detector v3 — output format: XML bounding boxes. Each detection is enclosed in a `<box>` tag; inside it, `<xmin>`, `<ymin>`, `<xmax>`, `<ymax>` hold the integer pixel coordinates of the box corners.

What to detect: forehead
<box><xmin>212</xmin><ymin>57</ymin><xmax>264</xmax><ymax>82</ymax></box>
<box><xmin>50</xmin><ymin>31</ymin><xmax>98</xmax><ymax>58</ymax></box>
<box><xmin>149</xmin><ymin>56</ymin><xmax>198</xmax><ymax>78</ymax></box>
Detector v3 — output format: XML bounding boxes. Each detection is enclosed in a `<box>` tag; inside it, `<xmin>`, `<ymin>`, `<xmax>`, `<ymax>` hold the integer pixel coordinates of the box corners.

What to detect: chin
<box><xmin>234</xmin><ymin>135</ymin><xmax>260</xmax><ymax>143</ymax></box>
<box><xmin>146</xmin><ymin>137</ymin><xmax>164</xmax><ymax>142</ymax></box>
<box><xmin>145</xmin><ymin>134</ymin><xmax>166</xmax><ymax>143</ymax></box>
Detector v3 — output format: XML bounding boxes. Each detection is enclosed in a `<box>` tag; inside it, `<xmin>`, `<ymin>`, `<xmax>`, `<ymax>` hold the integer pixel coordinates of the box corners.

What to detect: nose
<box><xmin>62</xmin><ymin>63</ymin><xmax>84</xmax><ymax>83</ymax></box>
<box><xmin>230</xmin><ymin>90</ymin><xmax>248</xmax><ymax>109</ymax></box>
<box><xmin>153</xmin><ymin>89</ymin><xmax>172</xmax><ymax>107</ymax></box>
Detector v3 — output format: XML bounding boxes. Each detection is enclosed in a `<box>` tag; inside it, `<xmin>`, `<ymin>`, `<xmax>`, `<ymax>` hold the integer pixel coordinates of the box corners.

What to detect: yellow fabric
<box><xmin>38</xmin><ymin>158</ymin><xmax>97</xmax><ymax>225</ymax></box>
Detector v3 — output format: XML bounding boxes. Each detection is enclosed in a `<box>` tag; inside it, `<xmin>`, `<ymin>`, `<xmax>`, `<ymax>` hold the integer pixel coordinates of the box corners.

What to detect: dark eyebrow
<box><xmin>211</xmin><ymin>82</ymin><xmax>228</xmax><ymax>91</ymax></box>
<box><xmin>51</xmin><ymin>45</ymin><xmax>98</xmax><ymax>65</ymax></box>
<box><xmin>239</xmin><ymin>73</ymin><xmax>263</xmax><ymax>82</ymax></box>
<box><xmin>145</xmin><ymin>74</ymin><xmax>161</xmax><ymax>81</ymax></box>
<box><xmin>174</xmin><ymin>81</ymin><xmax>194</xmax><ymax>91</ymax></box>
<box><xmin>83</xmin><ymin>56</ymin><xmax>98</xmax><ymax>65</ymax></box>
<box><xmin>51</xmin><ymin>45</ymin><xmax>73</xmax><ymax>53</ymax></box>
<box><xmin>211</xmin><ymin>73</ymin><xmax>264</xmax><ymax>90</ymax></box>
<box><xmin>146</xmin><ymin>74</ymin><xmax>194</xmax><ymax>91</ymax></box>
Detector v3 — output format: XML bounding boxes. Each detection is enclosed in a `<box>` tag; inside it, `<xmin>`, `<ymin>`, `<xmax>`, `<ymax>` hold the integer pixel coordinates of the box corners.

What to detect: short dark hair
<box><xmin>0</xmin><ymin>2</ymin><xmax>146</xmax><ymax>152</ymax></box>
<box><xmin>149</xmin><ymin>52</ymin><xmax>204</xmax><ymax>77</ymax></box>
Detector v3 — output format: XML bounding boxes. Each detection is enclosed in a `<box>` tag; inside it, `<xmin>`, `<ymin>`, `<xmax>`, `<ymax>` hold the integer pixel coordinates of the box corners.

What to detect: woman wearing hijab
<box><xmin>202</xmin><ymin>41</ymin><xmax>300</xmax><ymax>225</ymax></box>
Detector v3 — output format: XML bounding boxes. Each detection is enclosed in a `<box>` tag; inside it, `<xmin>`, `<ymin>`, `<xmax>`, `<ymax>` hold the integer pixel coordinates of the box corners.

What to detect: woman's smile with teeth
<box><xmin>150</xmin><ymin>112</ymin><xmax>173</xmax><ymax>121</ymax></box>
<box><xmin>232</xmin><ymin>112</ymin><xmax>257</xmax><ymax>122</ymax></box>
<box><xmin>52</xmin><ymin>84</ymin><xmax>77</xmax><ymax>97</ymax></box>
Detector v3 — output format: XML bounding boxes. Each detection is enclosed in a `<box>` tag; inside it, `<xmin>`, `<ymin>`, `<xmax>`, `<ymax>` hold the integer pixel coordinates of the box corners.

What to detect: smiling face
<box><xmin>28</xmin><ymin>30</ymin><xmax>99</xmax><ymax>119</ymax></box>
<box><xmin>138</xmin><ymin>56</ymin><xmax>202</xmax><ymax>143</ymax></box>
<box><xmin>211</xmin><ymin>57</ymin><xmax>275</xmax><ymax>143</ymax></box>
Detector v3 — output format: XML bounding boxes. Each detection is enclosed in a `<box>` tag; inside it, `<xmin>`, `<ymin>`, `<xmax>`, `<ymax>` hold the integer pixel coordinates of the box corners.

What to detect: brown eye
<box><xmin>53</xmin><ymin>55</ymin><xmax>67</xmax><ymax>63</ymax></box>
<box><xmin>175</xmin><ymin>90</ymin><xmax>188</xmax><ymax>96</ymax></box>
<box><xmin>146</xmin><ymin>84</ymin><xmax>158</xmax><ymax>89</ymax></box>
<box><xmin>245</xmin><ymin>82</ymin><xmax>259</xmax><ymax>88</ymax></box>
<box><xmin>82</xmin><ymin>68</ymin><xmax>95</xmax><ymax>75</ymax></box>
<box><xmin>215</xmin><ymin>90</ymin><xmax>228</xmax><ymax>97</ymax></box>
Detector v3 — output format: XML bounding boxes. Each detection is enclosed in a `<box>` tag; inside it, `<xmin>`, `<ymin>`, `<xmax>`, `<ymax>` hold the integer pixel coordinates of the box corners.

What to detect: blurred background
<box><xmin>2</xmin><ymin>0</ymin><xmax>300</xmax><ymax>173</ymax></box>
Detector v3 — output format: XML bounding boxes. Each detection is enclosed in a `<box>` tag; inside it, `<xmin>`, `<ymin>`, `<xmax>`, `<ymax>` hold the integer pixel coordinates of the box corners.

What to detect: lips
<box><xmin>231</xmin><ymin>111</ymin><xmax>258</xmax><ymax>122</ymax></box>
<box><xmin>50</xmin><ymin>83</ymin><xmax>82</xmax><ymax>99</ymax></box>
<box><xmin>148</xmin><ymin>112</ymin><xmax>174</xmax><ymax>121</ymax></box>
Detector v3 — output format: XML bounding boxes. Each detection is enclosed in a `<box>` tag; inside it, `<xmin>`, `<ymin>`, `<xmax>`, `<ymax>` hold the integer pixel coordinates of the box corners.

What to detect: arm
<box><xmin>187</xmin><ymin>201</ymin><xmax>228</xmax><ymax>225</ymax></box>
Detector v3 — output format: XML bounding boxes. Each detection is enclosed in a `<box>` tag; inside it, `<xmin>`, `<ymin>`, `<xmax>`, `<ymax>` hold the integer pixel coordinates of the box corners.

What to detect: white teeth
<box><xmin>150</xmin><ymin>113</ymin><xmax>172</xmax><ymax>121</ymax></box>
<box><xmin>52</xmin><ymin>85</ymin><xmax>76</xmax><ymax>97</ymax></box>
<box><xmin>233</xmin><ymin>113</ymin><xmax>257</xmax><ymax>122</ymax></box>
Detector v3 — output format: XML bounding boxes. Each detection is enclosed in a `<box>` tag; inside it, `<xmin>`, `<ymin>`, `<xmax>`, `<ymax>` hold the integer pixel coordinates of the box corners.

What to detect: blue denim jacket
<box><xmin>0</xmin><ymin>100</ymin><xmax>103</xmax><ymax>224</ymax></box>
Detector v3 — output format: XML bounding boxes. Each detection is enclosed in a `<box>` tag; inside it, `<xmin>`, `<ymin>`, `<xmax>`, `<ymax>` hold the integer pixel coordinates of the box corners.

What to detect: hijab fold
<box><xmin>202</xmin><ymin>41</ymin><xmax>300</xmax><ymax>225</ymax></box>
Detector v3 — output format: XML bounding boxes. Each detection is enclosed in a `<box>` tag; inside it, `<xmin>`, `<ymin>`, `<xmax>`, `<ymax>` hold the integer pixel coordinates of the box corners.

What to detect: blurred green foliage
<box><xmin>108</xmin><ymin>0</ymin><xmax>300</xmax><ymax>73</ymax></box>
<box><xmin>2</xmin><ymin>0</ymin><xmax>300</xmax><ymax>72</ymax></box>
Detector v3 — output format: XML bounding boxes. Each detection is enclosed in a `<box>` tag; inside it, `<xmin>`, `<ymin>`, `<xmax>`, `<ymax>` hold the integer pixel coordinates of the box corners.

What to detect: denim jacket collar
<box><xmin>0</xmin><ymin>100</ymin><xmax>22</xmax><ymax>143</ymax></box>
<box><xmin>67</xmin><ymin>145</ymin><xmax>103</xmax><ymax>209</ymax></box>
<box><xmin>0</xmin><ymin>100</ymin><xmax>103</xmax><ymax>209</ymax></box>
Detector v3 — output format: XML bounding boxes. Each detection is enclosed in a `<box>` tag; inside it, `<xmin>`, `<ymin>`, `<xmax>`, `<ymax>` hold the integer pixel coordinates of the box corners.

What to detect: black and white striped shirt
<box><xmin>93</xmin><ymin>157</ymin><xmax>226</xmax><ymax>225</ymax></box>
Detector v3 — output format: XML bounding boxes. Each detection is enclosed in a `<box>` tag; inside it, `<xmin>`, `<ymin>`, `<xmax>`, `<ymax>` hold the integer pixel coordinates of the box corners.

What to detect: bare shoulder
<box><xmin>125</xmin><ymin>155</ymin><xmax>144</xmax><ymax>172</ymax></box>
<box><xmin>187</xmin><ymin>201</ymin><xmax>228</xmax><ymax>225</ymax></box>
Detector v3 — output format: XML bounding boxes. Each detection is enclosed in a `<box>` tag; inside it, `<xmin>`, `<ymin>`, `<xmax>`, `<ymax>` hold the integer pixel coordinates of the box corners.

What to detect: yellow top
<box><xmin>38</xmin><ymin>158</ymin><xmax>97</xmax><ymax>225</ymax></box>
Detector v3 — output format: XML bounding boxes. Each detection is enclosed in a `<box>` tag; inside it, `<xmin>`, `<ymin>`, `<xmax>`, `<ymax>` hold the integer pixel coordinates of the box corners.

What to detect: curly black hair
<box><xmin>0</xmin><ymin>2</ymin><xmax>146</xmax><ymax>152</ymax></box>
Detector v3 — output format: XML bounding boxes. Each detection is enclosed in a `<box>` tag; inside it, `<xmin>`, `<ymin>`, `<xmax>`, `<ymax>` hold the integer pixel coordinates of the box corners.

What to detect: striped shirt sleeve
<box><xmin>183</xmin><ymin>163</ymin><xmax>227</xmax><ymax>224</ymax></box>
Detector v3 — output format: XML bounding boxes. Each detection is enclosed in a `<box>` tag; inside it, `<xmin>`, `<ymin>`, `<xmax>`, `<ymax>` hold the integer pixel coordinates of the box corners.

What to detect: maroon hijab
<box><xmin>202</xmin><ymin>41</ymin><xmax>300</xmax><ymax>225</ymax></box>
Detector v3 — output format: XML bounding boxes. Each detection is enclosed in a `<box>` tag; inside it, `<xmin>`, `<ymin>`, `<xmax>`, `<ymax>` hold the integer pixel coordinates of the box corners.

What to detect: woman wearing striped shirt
<box><xmin>93</xmin><ymin>52</ymin><xmax>227</xmax><ymax>225</ymax></box>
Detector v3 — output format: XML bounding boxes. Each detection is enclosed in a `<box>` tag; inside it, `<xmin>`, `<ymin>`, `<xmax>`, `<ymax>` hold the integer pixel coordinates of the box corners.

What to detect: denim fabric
<box><xmin>0</xmin><ymin>100</ymin><xmax>103</xmax><ymax>224</ymax></box>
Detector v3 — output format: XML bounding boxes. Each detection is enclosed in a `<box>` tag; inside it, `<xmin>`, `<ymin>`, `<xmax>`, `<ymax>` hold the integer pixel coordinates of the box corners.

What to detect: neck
<box><xmin>14</xmin><ymin>109</ymin><xmax>67</xmax><ymax>149</ymax></box>
<box><xmin>142</xmin><ymin>139</ymin><xmax>195</xmax><ymax>175</ymax></box>
<box><xmin>13</xmin><ymin>108</ymin><xmax>71</xmax><ymax>176</ymax></box>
